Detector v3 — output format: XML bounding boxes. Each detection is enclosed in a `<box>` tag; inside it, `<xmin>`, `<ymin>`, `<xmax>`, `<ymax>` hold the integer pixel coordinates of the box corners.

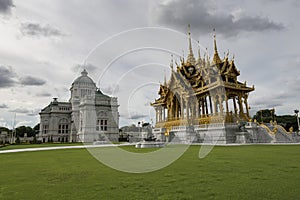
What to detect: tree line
<box><xmin>0</xmin><ymin>123</ymin><xmax>40</xmax><ymax>137</ymax></box>
<box><xmin>253</xmin><ymin>109</ymin><xmax>299</xmax><ymax>131</ymax></box>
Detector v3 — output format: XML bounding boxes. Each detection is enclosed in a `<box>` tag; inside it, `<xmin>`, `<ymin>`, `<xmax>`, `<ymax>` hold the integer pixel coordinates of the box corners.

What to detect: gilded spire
<box><xmin>186</xmin><ymin>24</ymin><xmax>196</xmax><ymax>66</ymax></box>
<box><xmin>212</xmin><ymin>29</ymin><xmax>222</xmax><ymax>64</ymax></box>
<box><xmin>164</xmin><ymin>69</ymin><xmax>167</xmax><ymax>86</ymax></box>
<box><xmin>197</xmin><ymin>40</ymin><xmax>202</xmax><ymax>65</ymax></box>
<box><xmin>170</xmin><ymin>54</ymin><xmax>174</xmax><ymax>71</ymax></box>
<box><xmin>197</xmin><ymin>41</ymin><xmax>201</xmax><ymax>59</ymax></box>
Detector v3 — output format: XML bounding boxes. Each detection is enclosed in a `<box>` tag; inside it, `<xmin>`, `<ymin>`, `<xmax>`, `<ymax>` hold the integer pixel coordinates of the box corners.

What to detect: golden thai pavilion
<box><xmin>151</xmin><ymin>26</ymin><xmax>255</xmax><ymax>143</ymax></box>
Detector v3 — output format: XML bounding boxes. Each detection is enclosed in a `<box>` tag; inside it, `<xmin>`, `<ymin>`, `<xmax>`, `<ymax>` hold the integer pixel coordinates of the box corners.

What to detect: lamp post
<box><xmin>294</xmin><ymin>110</ymin><xmax>300</xmax><ymax>134</ymax></box>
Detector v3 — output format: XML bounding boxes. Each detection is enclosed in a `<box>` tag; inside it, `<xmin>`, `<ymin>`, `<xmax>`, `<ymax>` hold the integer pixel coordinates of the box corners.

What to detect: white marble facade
<box><xmin>39</xmin><ymin>69</ymin><xmax>119</xmax><ymax>143</ymax></box>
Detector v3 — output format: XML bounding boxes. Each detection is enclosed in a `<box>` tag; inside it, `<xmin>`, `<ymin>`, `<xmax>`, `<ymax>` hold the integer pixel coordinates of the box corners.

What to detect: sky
<box><xmin>0</xmin><ymin>0</ymin><xmax>299</xmax><ymax>128</ymax></box>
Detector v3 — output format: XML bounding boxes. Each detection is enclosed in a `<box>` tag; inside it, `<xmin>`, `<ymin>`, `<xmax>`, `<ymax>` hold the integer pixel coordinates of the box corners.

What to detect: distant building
<box><xmin>39</xmin><ymin>69</ymin><xmax>119</xmax><ymax>143</ymax></box>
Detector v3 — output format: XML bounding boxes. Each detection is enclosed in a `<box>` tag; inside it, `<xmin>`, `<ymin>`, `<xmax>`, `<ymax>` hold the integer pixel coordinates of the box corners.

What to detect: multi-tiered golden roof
<box><xmin>151</xmin><ymin>25</ymin><xmax>254</xmax><ymax>131</ymax></box>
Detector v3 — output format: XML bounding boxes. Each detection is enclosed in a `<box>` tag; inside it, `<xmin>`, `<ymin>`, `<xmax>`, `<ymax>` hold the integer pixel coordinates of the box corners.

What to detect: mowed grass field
<box><xmin>1</xmin><ymin>145</ymin><xmax>300</xmax><ymax>200</ymax></box>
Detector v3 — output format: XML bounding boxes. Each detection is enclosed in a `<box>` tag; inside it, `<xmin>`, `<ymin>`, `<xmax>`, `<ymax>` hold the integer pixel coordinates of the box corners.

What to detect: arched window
<box><xmin>58</xmin><ymin>118</ymin><xmax>69</xmax><ymax>134</ymax></box>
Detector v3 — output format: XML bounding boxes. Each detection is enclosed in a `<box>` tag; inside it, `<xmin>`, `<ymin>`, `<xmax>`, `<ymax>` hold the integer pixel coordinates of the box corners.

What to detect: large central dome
<box><xmin>72</xmin><ymin>69</ymin><xmax>96</xmax><ymax>87</ymax></box>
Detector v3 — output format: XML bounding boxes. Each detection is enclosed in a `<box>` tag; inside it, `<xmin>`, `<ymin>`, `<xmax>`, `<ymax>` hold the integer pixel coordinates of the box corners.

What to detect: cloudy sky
<box><xmin>0</xmin><ymin>0</ymin><xmax>299</xmax><ymax>128</ymax></box>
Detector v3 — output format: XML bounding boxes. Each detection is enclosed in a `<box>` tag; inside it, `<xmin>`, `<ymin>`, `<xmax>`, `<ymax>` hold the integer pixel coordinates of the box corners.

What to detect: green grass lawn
<box><xmin>1</xmin><ymin>145</ymin><xmax>300</xmax><ymax>200</ymax></box>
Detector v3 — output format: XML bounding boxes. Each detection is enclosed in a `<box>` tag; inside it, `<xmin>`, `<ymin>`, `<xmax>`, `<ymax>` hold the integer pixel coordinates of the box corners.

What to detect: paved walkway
<box><xmin>1</xmin><ymin>142</ymin><xmax>300</xmax><ymax>154</ymax></box>
<box><xmin>0</xmin><ymin>143</ymin><xmax>132</xmax><ymax>154</ymax></box>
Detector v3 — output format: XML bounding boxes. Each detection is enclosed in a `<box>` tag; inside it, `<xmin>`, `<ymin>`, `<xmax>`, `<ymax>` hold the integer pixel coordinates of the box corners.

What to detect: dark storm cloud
<box><xmin>128</xmin><ymin>114</ymin><xmax>148</xmax><ymax>120</ymax></box>
<box><xmin>0</xmin><ymin>103</ymin><xmax>8</xmax><ymax>108</ymax></box>
<box><xmin>251</xmin><ymin>92</ymin><xmax>294</xmax><ymax>110</ymax></box>
<box><xmin>153</xmin><ymin>0</ymin><xmax>284</xmax><ymax>37</ymax></box>
<box><xmin>20</xmin><ymin>22</ymin><xmax>66</xmax><ymax>37</ymax></box>
<box><xmin>35</xmin><ymin>92</ymin><xmax>52</xmax><ymax>97</ymax></box>
<box><xmin>0</xmin><ymin>65</ymin><xmax>46</xmax><ymax>88</ymax></box>
<box><xmin>0</xmin><ymin>66</ymin><xmax>17</xmax><ymax>88</ymax></box>
<box><xmin>0</xmin><ymin>0</ymin><xmax>14</xmax><ymax>14</ymax></box>
<box><xmin>9</xmin><ymin>108</ymin><xmax>30</xmax><ymax>113</ymax></box>
<box><xmin>19</xmin><ymin>76</ymin><xmax>46</xmax><ymax>86</ymax></box>
<box><xmin>26</xmin><ymin>108</ymin><xmax>40</xmax><ymax>116</ymax></box>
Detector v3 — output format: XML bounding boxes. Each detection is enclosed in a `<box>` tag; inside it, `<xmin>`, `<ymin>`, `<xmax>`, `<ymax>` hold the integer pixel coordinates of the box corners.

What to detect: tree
<box><xmin>15</xmin><ymin>126</ymin><xmax>35</xmax><ymax>137</ymax></box>
<box><xmin>253</xmin><ymin>109</ymin><xmax>274</xmax><ymax>123</ymax></box>
<box><xmin>33</xmin><ymin>123</ymin><xmax>40</xmax><ymax>133</ymax></box>
<box><xmin>253</xmin><ymin>110</ymin><xmax>299</xmax><ymax>131</ymax></box>
<box><xmin>32</xmin><ymin>135</ymin><xmax>37</xmax><ymax>144</ymax></box>
<box><xmin>15</xmin><ymin>135</ymin><xmax>20</xmax><ymax>144</ymax></box>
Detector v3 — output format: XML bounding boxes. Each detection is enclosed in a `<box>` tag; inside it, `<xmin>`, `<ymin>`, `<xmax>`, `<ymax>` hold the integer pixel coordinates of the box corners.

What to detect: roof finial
<box><xmin>188</xmin><ymin>24</ymin><xmax>192</xmax><ymax>53</ymax></box>
<box><xmin>212</xmin><ymin>28</ymin><xmax>221</xmax><ymax>64</ymax></box>
<box><xmin>213</xmin><ymin>28</ymin><xmax>217</xmax><ymax>52</ymax></box>
<box><xmin>197</xmin><ymin>41</ymin><xmax>201</xmax><ymax>59</ymax></box>
<box><xmin>186</xmin><ymin>24</ymin><xmax>196</xmax><ymax>65</ymax></box>
<box><xmin>164</xmin><ymin>69</ymin><xmax>167</xmax><ymax>85</ymax></box>
<box><xmin>83</xmin><ymin>59</ymin><xmax>87</xmax><ymax>70</ymax></box>
<box><xmin>197</xmin><ymin>40</ymin><xmax>203</xmax><ymax>65</ymax></box>
<box><xmin>170</xmin><ymin>54</ymin><xmax>174</xmax><ymax>71</ymax></box>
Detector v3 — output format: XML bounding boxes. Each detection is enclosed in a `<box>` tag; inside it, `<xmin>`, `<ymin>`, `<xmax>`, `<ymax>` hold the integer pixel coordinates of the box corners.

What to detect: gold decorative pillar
<box><xmin>181</xmin><ymin>97</ymin><xmax>184</xmax><ymax>119</ymax></box>
<box><xmin>238</xmin><ymin>95</ymin><xmax>244</xmax><ymax>116</ymax></box>
<box><xmin>158</xmin><ymin>107</ymin><xmax>160</xmax><ymax>122</ymax></box>
<box><xmin>186</xmin><ymin>99</ymin><xmax>189</xmax><ymax>119</ymax></box>
<box><xmin>213</xmin><ymin>96</ymin><xmax>218</xmax><ymax>115</ymax></box>
<box><xmin>201</xmin><ymin>98</ymin><xmax>205</xmax><ymax>115</ymax></box>
<box><xmin>155</xmin><ymin>107</ymin><xmax>158</xmax><ymax>123</ymax></box>
<box><xmin>225</xmin><ymin>95</ymin><xmax>229</xmax><ymax>114</ymax></box>
<box><xmin>195</xmin><ymin>100</ymin><xmax>199</xmax><ymax>118</ymax></box>
<box><xmin>219</xmin><ymin>95</ymin><xmax>224</xmax><ymax>114</ymax></box>
<box><xmin>167</xmin><ymin>103</ymin><xmax>171</xmax><ymax>120</ymax></box>
<box><xmin>244</xmin><ymin>95</ymin><xmax>249</xmax><ymax>118</ymax></box>
<box><xmin>209</xmin><ymin>96</ymin><xmax>213</xmax><ymax>114</ymax></box>
<box><xmin>175</xmin><ymin>100</ymin><xmax>178</xmax><ymax>119</ymax></box>
<box><xmin>205</xmin><ymin>97</ymin><xmax>209</xmax><ymax>115</ymax></box>
<box><xmin>233</xmin><ymin>97</ymin><xmax>238</xmax><ymax>115</ymax></box>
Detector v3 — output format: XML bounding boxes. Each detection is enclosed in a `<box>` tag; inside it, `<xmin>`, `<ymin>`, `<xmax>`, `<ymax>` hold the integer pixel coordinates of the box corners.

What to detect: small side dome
<box><xmin>72</xmin><ymin>69</ymin><xmax>96</xmax><ymax>87</ymax></box>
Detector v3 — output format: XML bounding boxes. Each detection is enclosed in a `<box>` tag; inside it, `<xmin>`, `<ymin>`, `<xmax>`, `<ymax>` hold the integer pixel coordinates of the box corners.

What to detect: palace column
<box><xmin>213</xmin><ymin>96</ymin><xmax>218</xmax><ymax>115</ymax></box>
<box><xmin>181</xmin><ymin>97</ymin><xmax>184</xmax><ymax>119</ymax></box>
<box><xmin>237</xmin><ymin>95</ymin><xmax>244</xmax><ymax>116</ymax></box>
<box><xmin>244</xmin><ymin>95</ymin><xmax>250</xmax><ymax>118</ymax></box>
<box><xmin>167</xmin><ymin>102</ymin><xmax>171</xmax><ymax>120</ymax></box>
<box><xmin>175</xmin><ymin>100</ymin><xmax>178</xmax><ymax>119</ymax></box>
<box><xmin>209</xmin><ymin>96</ymin><xmax>213</xmax><ymax>114</ymax></box>
<box><xmin>163</xmin><ymin>107</ymin><xmax>166</xmax><ymax>121</ymax></box>
<box><xmin>219</xmin><ymin>95</ymin><xmax>224</xmax><ymax>115</ymax></box>
<box><xmin>195</xmin><ymin>99</ymin><xmax>199</xmax><ymax>118</ymax></box>
<box><xmin>233</xmin><ymin>97</ymin><xmax>238</xmax><ymax>115</ymax></box>
<box><xmin>158</xmin><ymin>107</ymin><xmax>161</xmax><ymax>122</ymax></box>
<box><xmin>205</xmin><ymin>96</ymin><xmax>209</xmax><ymax>115</ymax></box>
<box><xmin>201</xmin><ymin>98</ymin><xmax>205</xmax><ymax>116</ymax></box>
<box><xmin>186</xmin><ymin>99</ymin><xmax>189</xmax><ymax>119</ymax></box>
<box><xmin>172</xmin><ymin>102</ymin><xmax>176</xmax><ymax>119</ymax></box>
<box><xmin>155</xmin><ymin>107</ymin><xmax>158</xmax><ymax>123</ymax></box>
<box><xmin>225</xmin><ymin>95</ymin><xmax>229</xmax><ymax>114</ymax></box>
<box><xmin>157</xmin><ymin>107</ymin><xmax>160</xmax><ymax>122</ymax></box>
<box><xmin>191</xmin><ymin>103</ymin><xmax>195</xmax><ymax>118</ymax></box>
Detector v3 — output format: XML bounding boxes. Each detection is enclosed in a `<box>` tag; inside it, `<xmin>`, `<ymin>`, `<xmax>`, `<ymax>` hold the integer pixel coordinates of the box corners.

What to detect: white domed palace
<box><xmin>38</xmin><ymin>69</ymin><xmax>119</xmax><ymax>143</ymax></box>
